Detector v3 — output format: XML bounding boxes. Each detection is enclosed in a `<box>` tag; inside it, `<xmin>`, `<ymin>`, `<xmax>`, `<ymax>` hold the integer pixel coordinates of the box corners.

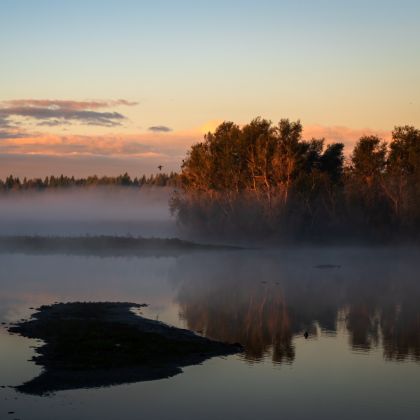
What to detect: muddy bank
<box><xmin>9</xmin><ymin>302</ymin><xmax>242</xmax><ymax>395</ymax></box>
<box><xmin>0</xmin><ymin>236</ymin><xmax>239</xmax><ymax>257</ymax></box>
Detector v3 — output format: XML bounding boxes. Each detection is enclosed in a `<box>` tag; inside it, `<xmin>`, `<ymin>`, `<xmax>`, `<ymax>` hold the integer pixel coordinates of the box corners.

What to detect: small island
<box><xmin>9</xmin><ymin>302</ymin><xmax>243</xmax><ymax>395</ymax></box>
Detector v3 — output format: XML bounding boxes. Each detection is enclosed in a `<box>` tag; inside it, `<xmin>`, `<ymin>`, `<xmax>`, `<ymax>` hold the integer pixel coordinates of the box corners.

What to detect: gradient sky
<box><xmin>1</xmin><ymin>0</ymin><xmax>419</xmax><ymax>177</ymax></box>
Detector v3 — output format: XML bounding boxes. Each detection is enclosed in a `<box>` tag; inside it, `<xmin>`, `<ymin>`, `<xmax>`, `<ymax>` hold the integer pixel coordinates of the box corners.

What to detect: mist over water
<box><xmin>0</xmin><ymin>187</ymin><xmax>419</xmax><ymax>419</ymax></box>
<box><xmin>0</xmin><ymin>187</ymin><xmax>177</xmax><ymax>237</ymax></box>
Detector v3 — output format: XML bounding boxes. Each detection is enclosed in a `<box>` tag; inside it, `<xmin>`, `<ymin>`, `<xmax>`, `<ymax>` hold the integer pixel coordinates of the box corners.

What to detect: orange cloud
<box><xmin>0</xmin><ymin>131</ymin><xmax>200</xmax><ymax>158</ymax></box>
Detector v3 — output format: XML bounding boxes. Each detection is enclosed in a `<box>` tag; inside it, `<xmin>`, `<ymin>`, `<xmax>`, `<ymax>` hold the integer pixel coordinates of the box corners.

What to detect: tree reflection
<box><xmin>346</xmin><ymin>304</ymin><xmax>380</xmax><ymax>351</ymax></box>
<box><xmin>381</xmin><ymin>301</ymin><xmax>420</xmax><ymax>361</ymax></box>
<box><xmin>173</xmin><ymin>250</ymin><xmax>420</xmax><ymax>364</ymax></box>
<box><xmin>178</xmin><ymin>280</ymin><xmax>295</xmax><ymax>363</ymax></box>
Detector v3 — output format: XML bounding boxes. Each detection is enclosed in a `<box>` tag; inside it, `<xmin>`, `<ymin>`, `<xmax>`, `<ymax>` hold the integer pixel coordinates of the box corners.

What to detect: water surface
<box><xmin>0</xmin><ymin>247</ymin><xmax>419</xmax><ymax>419</ymax></box>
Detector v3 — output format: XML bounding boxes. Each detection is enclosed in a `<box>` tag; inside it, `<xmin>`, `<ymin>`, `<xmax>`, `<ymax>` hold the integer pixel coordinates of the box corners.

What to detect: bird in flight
<box><xmin>158</xmin><ymin>165</ymin><xmax>163</xmax><ymax>171</ymax></box>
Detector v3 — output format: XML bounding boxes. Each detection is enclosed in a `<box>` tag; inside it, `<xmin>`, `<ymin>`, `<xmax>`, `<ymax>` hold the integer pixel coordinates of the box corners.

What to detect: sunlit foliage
<box><xmin>172</xmin><ymin>118</ymin><xmax>420</xmax><ymax>241</ymax></box>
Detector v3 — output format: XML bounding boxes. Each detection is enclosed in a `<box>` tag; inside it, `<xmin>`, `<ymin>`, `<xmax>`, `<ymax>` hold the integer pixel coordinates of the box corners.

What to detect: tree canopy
<box><xmin>172</xmin><ymin>118</ymin><xmax>420</xmax><ymax>242</ymax></box>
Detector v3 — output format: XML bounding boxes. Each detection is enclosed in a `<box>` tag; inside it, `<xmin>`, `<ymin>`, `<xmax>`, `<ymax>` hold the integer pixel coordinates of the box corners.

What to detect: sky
<box><xmin>0</xmin><ymin>0</ymin><xmax>419</xmax><ymax>177</ymax></box>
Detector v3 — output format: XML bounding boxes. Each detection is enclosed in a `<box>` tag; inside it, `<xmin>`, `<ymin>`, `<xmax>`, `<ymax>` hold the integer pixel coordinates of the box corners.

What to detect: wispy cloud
<box><xmin>0</xmin><ymin>131</ymin><xmax>197</xmax><ymax>158</ymax></box>
<box><xmin>0</xmin><ymin>129</ymin><xmax>197</xmax><ymax>177</ymax></box>
<box><xmin>0</xmin><ymin>115</ymin><xmax>32</xmax><ymax>138</ymax></box>
<box><xmin>2</xmin><ymin>99</ymin><xmax>138</xmax><ymax>110</ymax></box>
<box><xmin>0</xmin><ymin>135</ymin><xmax>146</xmax><ymax>157</ymax></box>
<box><xmin>0</xmin><ymin>115</ymin><xmax>12</xmax><ymax>129</ymax></box>
<box><xmin>0</xmin><ymin>130</ymin><xmax>29</xmax><ymax>139</ymax></box>
<box><xmin>148</xmin><ymin>125</ymin><xmax>173</xmax><ymax>133</ymax></box>
<box><xmin>0</xmin><ymin>99</ymin><xmax>137</xmax><ymax>128</ymax></box>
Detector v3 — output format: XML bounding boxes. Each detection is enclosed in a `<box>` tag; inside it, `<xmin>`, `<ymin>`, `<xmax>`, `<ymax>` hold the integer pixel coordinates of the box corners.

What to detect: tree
<box><xmin>174</xmin><ymin>118</ymin><xmax>345</xmax><ymax>238</ymax></box>
<box><xmin>347</xmin><ymin>135</ymin><xmax>391</xmax><ymax>234</ymax></box>
<box><xmin>386</xmin><ymin>126</ymin><xmax>420</xmax><ymax>230</ymax></box>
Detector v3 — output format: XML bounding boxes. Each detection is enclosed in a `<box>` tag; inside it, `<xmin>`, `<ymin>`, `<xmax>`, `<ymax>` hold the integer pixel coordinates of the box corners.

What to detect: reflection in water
<box><xmin>178</xmin><ymin>280</ymin><xmax>295</xmax><ymax>364</ymax></box>
<box><xmin>381</xmin><ymin>301</ymin><xmax>420</xmax><ymax>361</ymax></box>
<box><xmin>0</xmin><ymin>248</ymin><xmax>419</xmax><ymax>420</ymax></box>
<box><xmin>173</xmin><ymin>250</ymin><xmax>420</xmax><ymax>364</ymax></box>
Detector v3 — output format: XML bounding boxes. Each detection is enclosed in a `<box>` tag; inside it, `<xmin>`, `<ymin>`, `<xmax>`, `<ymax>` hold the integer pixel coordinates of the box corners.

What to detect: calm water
<box><xmin>0</xmin><ymin>248</ymin><xmax>419</xmax><ymax>419</ymax></box>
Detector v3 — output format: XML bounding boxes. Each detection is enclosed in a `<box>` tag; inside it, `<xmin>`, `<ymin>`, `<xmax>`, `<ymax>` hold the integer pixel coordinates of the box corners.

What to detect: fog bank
<box><xmin>0</xmin><ymin>187</ymin><xmax>177</xmax><ymax>237</ymax></box>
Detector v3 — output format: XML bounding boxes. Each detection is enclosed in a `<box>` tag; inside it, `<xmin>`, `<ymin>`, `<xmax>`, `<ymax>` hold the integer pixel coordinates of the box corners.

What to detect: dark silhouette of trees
<box><xmin>345</xmin><ymin>135</ymin><xmax>392</xmax><ymax>235</ymax></box>
<box><xmin>172</xmin><ymin>118</ymin><xmax>345</xmax><ymax>239</ymax></box>
<box><xmin>0</xmin><ymin>172</ymin><xmax>180</xmax><ymax>191</ymax></box>
<box><xmin>385</xmin><ymin>126</ymin><xmax>420</xmax><ymax>230</ymax></box>
<box><xmin>172</xmin><ymin>118</ymin><xmax>420</xmax><ymax>241</ymax></box>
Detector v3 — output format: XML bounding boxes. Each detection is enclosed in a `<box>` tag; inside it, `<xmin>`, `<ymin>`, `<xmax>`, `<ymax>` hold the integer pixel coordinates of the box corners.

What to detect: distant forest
<box><xmin>171</xmin><ymin>118</ymin><xmax>420</xmax><ymax>242</ymax></box>
<box><xmin>0</xmin><ymin>172</ymin><xmax>180</xmax><ymax>190</ymax></box>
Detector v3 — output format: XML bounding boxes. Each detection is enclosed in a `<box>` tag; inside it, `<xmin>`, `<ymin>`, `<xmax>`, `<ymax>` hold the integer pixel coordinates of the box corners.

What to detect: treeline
<box><xmin>0</xmin><ymin>172</ymin><xmax>180</xmax><ymax>191</ymax></box>
<box><xmin>171</xmin><ymin>118</ymin><xmax>420</xmax><ymax>242</ymax></box>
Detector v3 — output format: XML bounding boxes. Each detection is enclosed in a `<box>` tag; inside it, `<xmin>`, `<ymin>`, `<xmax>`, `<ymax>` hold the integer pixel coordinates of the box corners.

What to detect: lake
<box><xmin>0</xmin><ymin>247</ymin><xmax>419</xmax><ymax>419</ymax></box>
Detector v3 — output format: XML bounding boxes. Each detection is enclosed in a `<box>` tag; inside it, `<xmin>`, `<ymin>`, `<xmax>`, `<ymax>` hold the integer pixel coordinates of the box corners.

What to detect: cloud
<box><xmin>0</xmin><ymin>115</ymin><xmax>12</xmax><ymax>129</ymax></box>
<box><xmin>37</xmin><ymin>119</ymin><xmax>72</xmax><ymax>127</ymax></box>
<box><xmin>0</xmin><ymin>130</ymin><xmax>198</xmax><ymax>160</ymax></box>
<box><xmin>0</xmin><ymin>107</ymin><xmax>125</xmax><ymax>127</ymax></box>
<box><xmin>0</xmin><ymin>134</ymin><xmax>150</xmax><ymax>156</ymax></box>
<box><xmin>0</xmin><ymin>130</ymin><xmax>30</xmax><ymax>139</ymax></box>
<box><xmin>148</xmin><ymin>125</ymin><xmax>173</xmax><ymax>133</ymax></box>
<box><xmin>0</xmin><ymin>127</ymin><xmax>196</xmax><ymax>178</ymax></box>
<box><xmin>2</xmin><ymin>99</ymin><xmax>138</xmax><ymax>110</ymax></box>
<box><xmin>0</xmin><ymin>99</ymin><xmax>137</xmax><ymax>128</ymax></box>
<box><xmin>0</xmin><ymin>115</ymin><xmax>33</xmax><ymax>139</ymax></box>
